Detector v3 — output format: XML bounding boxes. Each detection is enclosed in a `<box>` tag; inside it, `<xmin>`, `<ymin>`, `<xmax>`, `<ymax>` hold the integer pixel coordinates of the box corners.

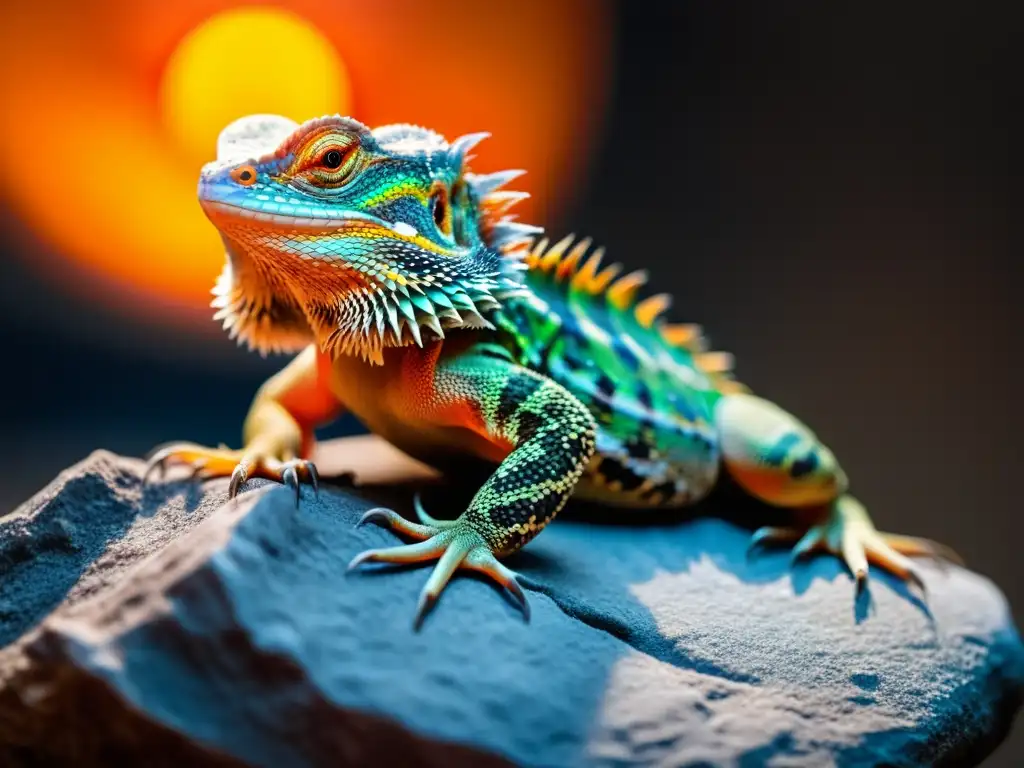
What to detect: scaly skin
<box><xmin>147</xmin><ymin>113</ymin><xmax>959</xmax><ymax>627</ymax></box>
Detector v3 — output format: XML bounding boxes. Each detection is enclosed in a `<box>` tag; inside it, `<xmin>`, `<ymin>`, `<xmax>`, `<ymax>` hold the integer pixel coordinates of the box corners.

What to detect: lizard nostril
<box><xmin>230</xmin><ymin>165</ymin><xmax>257</xmax><ymax>186</ymax></box>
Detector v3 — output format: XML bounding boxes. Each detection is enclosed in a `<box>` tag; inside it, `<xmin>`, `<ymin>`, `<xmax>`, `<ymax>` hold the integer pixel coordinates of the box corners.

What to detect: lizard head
<box><xmin>198</xmin><ymin>114</ymin><xmax>539</xmax><ymax>363</ymax></box>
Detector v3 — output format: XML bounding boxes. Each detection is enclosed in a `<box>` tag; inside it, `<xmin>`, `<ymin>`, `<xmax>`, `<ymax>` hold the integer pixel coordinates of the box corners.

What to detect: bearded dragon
<box><xmin>147</xmin><ymin>114</ymin><xmax>957</xmax><ymax>627</ymax></box>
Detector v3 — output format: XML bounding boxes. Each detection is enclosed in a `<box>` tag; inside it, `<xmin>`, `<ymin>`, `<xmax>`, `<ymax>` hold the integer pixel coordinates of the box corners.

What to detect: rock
<box><xmin>0</xmin><ymin>440</ymin><xmax>1021</xmax><ymax>767</ymax></box>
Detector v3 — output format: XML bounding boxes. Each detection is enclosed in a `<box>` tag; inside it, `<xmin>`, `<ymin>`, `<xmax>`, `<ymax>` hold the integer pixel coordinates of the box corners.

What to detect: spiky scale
<box><xmin>428</xmin><ymin>289</ymin><xmax>455</xmax><ymax>309</ymax></box>
<box><xmin>405</xmin><ymin>318</ymin><xmax>424</xmax><ymax>347</ymax></box>
<box><xmin>469</xmin><ymin>169</ymin><xmax>526</xmax><ymax>196</ymax></box>
<box><xmin>396</xmin><ymin>297</ymin><xmax>418</xmax><ymax>323</ymax></box>
<box><xmin>695</xmin><ymin>352</ymin><xmax>735</xmax><ymax>374</ymax></box>
<box><xmin>634</xmin><ymin>293</ymin><xmax>672</xmax><ymax>328</ymax></box>
<box><xmin>607</xmin><ymin>270</ymin><xmax>649</xmax><ymax>310</ymax></box>
<box><xmin>372</xmin><ymin>302</ymin><xmax>386</xmax><ymax>338</ymax></box>
<box><xmin>422</xmin><ymin>312</ymin><xmax>445</xmax><ymax>338</ymax></box>
<box><xmin>589</xmin><ymin>260</ymin><xmax>622</xmax><ymax>295</ymax></box>
<box><xmin>410</xmin><ymin>293</ymin><xmax>435</xmax><ymax>315</ymax></box>
<box><xmin>448</xmin><ymin>132</ymin><xmax>490</xmax><ymax>167</ymax></box>
<box><xmin>490</xmin><ymin>220</ymin><xmax>545</xmax><ymax>248</ymax></box>
<box><xmin>555</xmin><ymin>237</ymin><xmax>591</xmax><ymax>282</ymax></box>
<box><xmin>661</xmin><ymin>323</ymin><xmax>703</xmax><ymax>349</ymax></box>
<box><xmin>540</xmin><ymin>234</ymin><xmax>575</xmax><ymax>272</ymax></box>
<box><xmin>384</xmin><ymin>301</ymin><xmax>402</xmax><ymax>339</ymax></box>
<box><xmin>570</xmin><ymin>246</ymin><xmax>607</xmax><ymax>293</ymax></box>
<box><xmin>438</xmin><ymin>307</ymin><xmax>463</xmax><ymax>323</ymax></box>
<box><xmin>481</xmin><ymin>190</ymin><xmax>530</xmax><ymax>220</ymax></box>
<box><xmin>451</xmin><ymin>292</ymin><xmax>479</xmax><ymax>312</ymax></box>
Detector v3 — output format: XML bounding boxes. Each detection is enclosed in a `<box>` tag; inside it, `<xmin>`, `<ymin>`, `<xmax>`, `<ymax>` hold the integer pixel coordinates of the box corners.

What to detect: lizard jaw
<box><xmin>199</xmin><ymin>199</ymin><xmax>392</xmax><ymax>234</ymax></box>
<box><xmin>203</xmin><ymin>207</ymin><xmax>498</xmax><ymax>365</ymax></box>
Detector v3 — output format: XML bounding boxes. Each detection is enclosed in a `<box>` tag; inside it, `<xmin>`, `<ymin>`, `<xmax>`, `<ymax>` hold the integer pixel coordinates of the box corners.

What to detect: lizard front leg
<box><xmin>145</xmin><ymin>345</ymin><xmax>343</xmax><ymax>504</ymax></box>
<box><xmin>349</xmin><ymin>352</ymin><xmax>597</xmax><ymax>628</ymax></box>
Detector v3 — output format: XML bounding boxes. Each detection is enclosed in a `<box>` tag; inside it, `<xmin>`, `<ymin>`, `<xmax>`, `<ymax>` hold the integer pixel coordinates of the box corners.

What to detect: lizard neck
<box><xmin>211</xmin><ymin>236</ymin><xmax>485</xmax><ymax>365</ymax></box>
<box><xmin>211</xmin><ymin>238</ymin><xmax>316</xmax><ymax>355</ymax></box>
<box><xmin>210</xmin><ymin>229</ymin><xmax>524</xmax><ymax>365</ymax></box>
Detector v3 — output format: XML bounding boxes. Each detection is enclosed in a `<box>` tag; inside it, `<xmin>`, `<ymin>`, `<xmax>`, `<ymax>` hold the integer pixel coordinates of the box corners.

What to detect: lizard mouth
<box><xmin>200</xmin><ymin>199</ymin><xmax>392</xmax><ymax>233</ymax></box>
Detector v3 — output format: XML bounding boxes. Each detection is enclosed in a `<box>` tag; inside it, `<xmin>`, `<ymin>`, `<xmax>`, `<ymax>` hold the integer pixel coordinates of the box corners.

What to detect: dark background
<box><xmin>0</xmin><ymin>3</ymin><xmax>1019</xmax><ymax>763</ymax></box>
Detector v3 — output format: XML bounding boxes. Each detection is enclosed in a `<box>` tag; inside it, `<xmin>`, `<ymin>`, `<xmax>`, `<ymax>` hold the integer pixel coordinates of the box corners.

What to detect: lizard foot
<box><xmin>348</xmin><ymin>496</ymin><xmax>529</xmax><ymax>629</ymax></box>
<box><xmin>143</xmin><ymin>442</ymin><xmax>319</xmax><ymax>507</ymax></box>
<box><xmin>749</xmin><ymin>495</ymin><xmax>962</xmax><ymax>593</ymax></box>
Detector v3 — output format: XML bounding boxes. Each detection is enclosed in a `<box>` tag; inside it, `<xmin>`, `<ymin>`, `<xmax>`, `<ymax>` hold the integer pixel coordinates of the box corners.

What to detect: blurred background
<box><xmin>0</xmin><ymin>2</ymin><xmax>1019</xmax><ymax>761</ymax></box>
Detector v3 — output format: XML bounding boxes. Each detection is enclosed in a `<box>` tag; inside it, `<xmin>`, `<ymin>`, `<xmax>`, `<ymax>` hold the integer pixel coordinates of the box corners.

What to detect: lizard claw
<box><xmin>749</xmin><ymin>496</ymin><xmax>957</xmax><ymax>595</ymax></box>
<box><xmin>228</xmin><ymin>462</ymin><xmax>248</xmax><ymax>499</ymax></box>
<box><xmin>230</xmin><ymin>458</ymin><xmax>319</xmax><ymax>506</ymax></box>
<box><xmin>142</xmin><ymin>444</ymin><xmax>175</xmax><ymax>485</ymax></box>
<box><xmin>356</xmin><ymin>507</ymin><xmax>439</xmax><ymax>540</ymax></box>
<box><xmin>464</xmin><ymin>546</ymin><xmax>530</xmax><ymax>621</ymax></box>
<box><xmin>307</xmin><ymin>462</ymin><xmax>320</xmax><ymax>498</ymax></box>
<box><xmin>350</xmin><ymin>508</ymin><xmax>530</xmax><ymax>628</ymax></box>
<box><xmin>144</xmin><ymin>441</ymin><xmax>322</xmax><ymax>506</ymax></box>
<box><xmin>413</xmin><ymin>493</ymin><xmax>458</xmax><ymax>529</ymax></box>
<box><xmin>142</xmin><ymin>459</ymin><xmax>163</xmax><ymax>487</ymax></box>
<box><xmin>282</xmin><ymin>464</ymin><xmax>300</xmax><ymax>507</ymax></box>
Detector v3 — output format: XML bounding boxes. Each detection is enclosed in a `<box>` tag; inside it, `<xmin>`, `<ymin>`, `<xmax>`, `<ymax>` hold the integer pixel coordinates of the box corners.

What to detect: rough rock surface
<box><xmin>0</xmin><ymin>441</ymin><xmax>1021</xmax><ymax>767</ymax></box>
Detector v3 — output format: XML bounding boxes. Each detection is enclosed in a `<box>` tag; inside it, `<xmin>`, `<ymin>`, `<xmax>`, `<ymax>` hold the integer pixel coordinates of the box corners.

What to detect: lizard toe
<box><xmin>748</xmin><ymin>496</ymin><xmax>953</xmax><ymax>595</ymax></box>
<box><xmin>144</xmin><ymin>442</ymin><xmax>321</xmax><ymax>505</ymax></box>
<box><xmin>144</xmin><ymin>442</ymin><xmax>244</xmax><ymax>486</ymax></box>
<box><xmin>356</xmin><ymin>507</ymin><xmax>437</xmax><ymax>540</ymax></box>
<box><xmin>348</xmin><ymin>519</ymin><xmax>529</xmax><ymax>629</ymax></box>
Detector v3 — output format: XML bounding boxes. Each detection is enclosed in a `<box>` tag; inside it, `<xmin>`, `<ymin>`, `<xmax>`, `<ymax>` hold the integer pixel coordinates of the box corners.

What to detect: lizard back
<box><xmin>492</xmin><ymin>236</ymin><xmax>746</xmax><ymax>507</ymax></box>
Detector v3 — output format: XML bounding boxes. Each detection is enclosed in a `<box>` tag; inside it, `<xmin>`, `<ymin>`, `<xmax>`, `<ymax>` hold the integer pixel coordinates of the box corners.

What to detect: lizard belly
<box><xmin>575</xmin><ymin>424</ymin><xmax>721</xmax><ymax>508</ymax></box>
<box><xmin>324</xmin><ymin>342</ymin><xmax>513</xmax><ymax>470</ymax></box>
<box><xmin>356</xmin><ymin>412</ymin><xmax>506</xmax><ymax>474</ymax></box>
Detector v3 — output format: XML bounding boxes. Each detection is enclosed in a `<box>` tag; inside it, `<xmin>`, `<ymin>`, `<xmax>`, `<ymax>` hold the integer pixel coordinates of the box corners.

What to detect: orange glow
<box><xmin>0</xmin><ymin>0</ymin><xmax>611</xmax><ymax>325</ymax></box>
<box><xmin>160</xmin><ymin>7</ymin><xmax>350</xmax><ymax>169</ymax></box>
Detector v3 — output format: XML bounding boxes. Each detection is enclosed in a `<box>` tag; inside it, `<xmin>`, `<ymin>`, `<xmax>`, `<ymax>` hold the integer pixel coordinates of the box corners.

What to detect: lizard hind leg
<box><xmin>715</xmin><ymin>393</ymin><xmax>960</xmax><ymax>589</ymax></box>
<box><xmin>715</xmin><ymin>392</ymin><xmax>848</xmax><ymax>509</ymax></box>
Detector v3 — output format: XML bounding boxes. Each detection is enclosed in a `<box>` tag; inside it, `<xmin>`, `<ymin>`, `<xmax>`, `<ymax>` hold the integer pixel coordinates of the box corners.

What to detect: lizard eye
<box><xmin>289</xmin><ymin>129</ymin><xmax>364</xmax><ymax>190</ymax></box>
<box><xmin>316</xmin><ymin>145</ymin><xmax>355</xmax><ymax>171</ymax></box>
<box><xmin>322</xmin><ymin>149</ymin><xmax>344</xmax><ymax>169</ymax></box>
<box><xmin>431</xmin><ymin>185</ymin><xmax>452</xmax><ymax>238</ymax></box>
<box><xmin>300</xmin><ymin>143</ymin><xmax>359</xmax><ymax>188</ymax></box>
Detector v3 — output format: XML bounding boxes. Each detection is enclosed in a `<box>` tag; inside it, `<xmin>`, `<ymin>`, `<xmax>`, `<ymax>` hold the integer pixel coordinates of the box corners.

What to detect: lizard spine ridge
<box><xmin>521</xmin><ymin>234</ymin><xmax>747</xmax><ymax>395</ymax></box>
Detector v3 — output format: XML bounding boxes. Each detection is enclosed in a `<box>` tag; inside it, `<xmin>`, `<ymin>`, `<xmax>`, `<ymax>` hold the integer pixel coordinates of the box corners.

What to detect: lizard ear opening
<box><xmin>431</xmin><ymin>183</ymin><xmax>452</xmax><ymax>238</ymax></box>
<box><xmin>451</xmin><ymin>180</ymin><xmax>473</xmax><ymax>247</ymax></box>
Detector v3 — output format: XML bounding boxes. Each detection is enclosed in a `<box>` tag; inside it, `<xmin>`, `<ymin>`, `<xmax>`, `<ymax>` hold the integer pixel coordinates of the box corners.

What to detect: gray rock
<box><xmin>0</xmin><ymin>443</ymin><xmax>1021</xmax><ymax>767</ymax></box>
